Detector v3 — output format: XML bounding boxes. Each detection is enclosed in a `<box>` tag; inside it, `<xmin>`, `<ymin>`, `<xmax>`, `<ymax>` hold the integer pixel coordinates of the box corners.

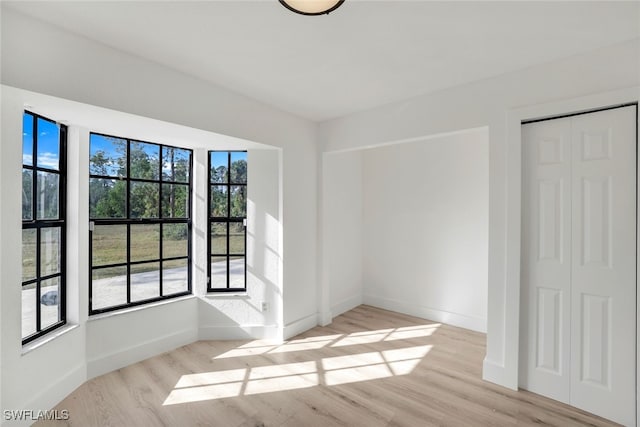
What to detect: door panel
<box><xmin>521</xmin><ymin>105</ymin><xmax>636</xmax><ymax>426</ymax></box>
<box><xmin>581</xmin><ymin>176</ymin><xmax>611</xmax><ymax>267</ymax></box>
<box><xmin>570</xmin><ymin>106</ymin><xmax>636</xmax><ymax>426</ymax></box>
<box><xmin>520</xmin><ymin>118</ymin><xmax>572</xmax><ymax>403</ymax></box>
<box><xmin>536</xmin><ymin>287</ymin><xmax>562</xmax><ymax>374</ymax></box>
<box><xmin>538</xmin><ymin>179</ymin><xmax>564</xmax><ymax>262</ymax></box>
<box><xmin>580</xmin><ymin>293</ymin><xmax>610</xmax><ymax>388</ymax></box>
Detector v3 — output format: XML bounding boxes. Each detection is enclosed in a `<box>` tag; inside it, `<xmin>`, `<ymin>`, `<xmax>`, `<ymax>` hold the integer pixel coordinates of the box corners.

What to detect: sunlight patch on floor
<box><xmin>213</xmin><ymin>334</ymin><xmax>342</xmax><ymax>359</ymax></box>
<box><xmin>163</xmin><ymin>340</ymin><xmax>434</xmax><ymax>405</ymax></box>
<box><xmin>332</xmin><ymin>324</ymin><xmax>440</xmax><ymax>347</ymax></box>
<box><xmin>212</xmin><ymin>326</ymin><xmax>439</xmax><ymax>359</ymax></box>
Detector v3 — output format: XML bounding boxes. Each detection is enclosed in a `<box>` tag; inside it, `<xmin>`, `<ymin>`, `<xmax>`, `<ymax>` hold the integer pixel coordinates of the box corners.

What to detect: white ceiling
<box><xmin>4</xmin><ymin>1</ymin><xmax>640</xmax><ymax>122</ymax></box>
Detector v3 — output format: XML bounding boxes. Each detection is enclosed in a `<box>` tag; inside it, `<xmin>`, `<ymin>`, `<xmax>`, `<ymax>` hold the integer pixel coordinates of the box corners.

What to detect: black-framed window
<box><xmin>22</xmin><ymin>111</ymin><xmax>67</xmax><ymax>344</ymax></box>
<box><xmin>208</xmin><ymin>151</ymin><xmax>247</xmax><ymax>292</ymax></box>
<box><xmin>89</xmin><ymin>133</ymin><xmax>192</xmax><ymax>314</ymax></box>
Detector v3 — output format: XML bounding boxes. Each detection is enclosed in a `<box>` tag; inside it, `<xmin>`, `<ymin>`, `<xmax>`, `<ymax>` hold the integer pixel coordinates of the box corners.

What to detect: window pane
<box><xmin>230</xmin><ymin>186</ymin><xmax>246</xmax><ymax>218</ymax></box>
<box><xmin>90</xmin><ymin>134</ymin><xmax>127</xmax><ymax>177</ymax></box>
<box><xmin>22</xmin><ymin>283</ymin><xmax>36</xmax><ymax>338</ymax></box>
<box><xmin>230</xmin><ymin>152</ymin><xmax>247</xmax><ymax>184</ymax></box>
<box><xmin>22</xmin><ymin>229</ymin><xmax>37</xmax><ymax>282</ymax></box>
<box><xmin>130</xmin><ymin>181</ymin><xmax>159</xmax><ymax>218</ymax></box>
<box><xmin>163</xmin><ymin>258</ymin><xmax>188</xmax><ymax>296</ymax></box>
<box><xmin>92</xmin><ymin>225</ymin><xmax>127</xmax><ymax>266</ymax></box>
<box><xmin>229</xmin><ymin>223</ymin><xmax>245</xmax><ymax>255</ymax></box>
<box><xmin>36</xmin><ymin>118</ymin><xmax>60</xmax><ymax>170</ymax></box>
<box><xmin>229</xmin><ymin>256</ymin><xmax>245</xmax><ymax>288</ymax></box>
<box><xmin>210</xmin><ymin>152</ymin><xmax>228</xmax><ymax>183</ymax></box>
<box><xmin>130</xmin><ymin>141</ymin><xmax>160</xmax><ymax>180</ymax></box>
<box><xmin>92</xmin><ymin>266</ymin><xmax>127</xmax><ymax>310</ymax></box>
<box><xmin>162</xmin><ymin>147</ymin><xmax>190</xmax><ymax>183</ymax></box>
<box><xmin>162</xmin><ymin>184</ymin><xmax>189</xmax><ymax>218</ymax></box>
<box><xmin>210</xmin><ymin>256</ymin><xmax>227</xmax><ymax>289</ymax></box>
<box><xmin>23</xmin><ymin>113</ymin><xmax>33</xmax><ymax>166</ymax></box>
<box><xmin>22</xmin><ymin>169</ymin><xmax>33</xmax><ymax>220</ymax></box>
<box><xmin>36</xmin><ymin>171</ymin><xmax>59</xmax><ymax>220</ymax></box>
<box><xmin>210</xmin><ymin>222</ymin><xmax>227</xmax><ymax>255</ymax></box>
<box><xmin>131</xmin><ymin>262</ymin><xmax>160</xmax><ymax>302</ymax></box>
<box><xmin>89</xmin><ymin>178</ymin><xmax>126</xmax><ymax>219</ymax></box>
<box><xmin>40</xmin><ymin>227</ymin><xmax>61</xmax><ymax>277</ymax></box>
<box><xmin>40</xmin><ymin>277</ymin><xmax>61</xmax><ymax>329</ymax></box>
<box><xmin>163</xmin><ymin>224</ymin><xmax>188</xmax><ymax>258</ymax></box>
<box><xmin>210</xmin><ymin>186</ymin><xmax>228</xmax><ymax>217</ymax></box>
<box><xmin>131</xmin><ymin>224</ymin><xmax>160</xmax><ymax>262</ymax></box>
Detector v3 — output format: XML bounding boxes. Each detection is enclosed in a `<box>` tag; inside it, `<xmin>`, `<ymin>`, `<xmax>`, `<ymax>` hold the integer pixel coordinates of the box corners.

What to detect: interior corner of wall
<box><xmin>318</xmin><ymin>310</ymin><xmax>332</xmax><ymax>327</ymax></box>
<box><xmin>283</xmin><ymin>312</ymin><xmax>318</xmax><ymax>340</ymax></box>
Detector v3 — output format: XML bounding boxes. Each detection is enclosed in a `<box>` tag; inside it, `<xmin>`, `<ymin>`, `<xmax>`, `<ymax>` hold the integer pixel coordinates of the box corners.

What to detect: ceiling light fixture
<box><xmin>279</xmin><ymin>0</ymin><xmax>345</xmax><ymax>16</ymax></box>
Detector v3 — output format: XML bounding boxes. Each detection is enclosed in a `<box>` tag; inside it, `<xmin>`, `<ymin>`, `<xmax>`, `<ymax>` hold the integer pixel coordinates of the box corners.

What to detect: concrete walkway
<box><xmin>22</xmin><ymin>259</ymin><xmax>245</xmax><ymax>337</ymax></box>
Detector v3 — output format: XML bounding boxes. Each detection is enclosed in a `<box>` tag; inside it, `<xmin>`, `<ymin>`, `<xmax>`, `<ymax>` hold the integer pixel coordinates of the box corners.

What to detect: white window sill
<box><xmin>204</xmin><ymin>293</ymin><xmax>249</xmax><ymax>299</ymax></box>
<box><xmin>88</xmin><ymin>294</ymin><xmax>196</xmax><ymax>322</ymax></box>
<box><xmin>22</xmin><ymin>323</ymin><xmax>80</xmax><ymax>355</ymax></box>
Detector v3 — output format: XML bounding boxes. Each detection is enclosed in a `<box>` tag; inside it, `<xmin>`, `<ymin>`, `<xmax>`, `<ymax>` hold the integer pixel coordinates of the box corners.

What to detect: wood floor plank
<box><xmin>36</xmin><ymin>305</ymin><xmax>620</xmax><ymax>426</ymax></box>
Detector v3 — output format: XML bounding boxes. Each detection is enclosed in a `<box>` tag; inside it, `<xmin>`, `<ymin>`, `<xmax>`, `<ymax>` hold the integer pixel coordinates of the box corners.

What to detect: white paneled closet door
<box><xmin>521</xmin><ymin>117</ymin><xmax>572</xmax><ymax>403</ymax></box>
<box><xmin>521</xmin><ymin>105</ymin><xmax>636</xmax><ymax>426</ymax></box>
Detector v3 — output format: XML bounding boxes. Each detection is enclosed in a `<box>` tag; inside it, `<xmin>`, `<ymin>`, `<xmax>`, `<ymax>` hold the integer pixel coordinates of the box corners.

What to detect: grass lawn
<box><xmin>23</xmin><ymin>222</ymin><xmax>244</xmax><ymax>281</ymax></box>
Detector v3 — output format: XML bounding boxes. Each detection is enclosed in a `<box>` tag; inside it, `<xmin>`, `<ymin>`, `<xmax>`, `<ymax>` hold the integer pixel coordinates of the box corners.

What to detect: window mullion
<box><xmin>159</xmin><ymin>152</ymin><xmax>164</xmax><ymax>297</ymax></box>
<box><xmin>31</xmin><ymin>117</ymin><xmax>37</xmax><ymax>221</ymax></box>
<box><xmin>227</xmin><ymin>152</ymin><xmax>231</xmax><ymax>289</ymax></box>
<box><xmin>35</xmin><ymin>227</ymin><xmax>41</xmax><ymax>332</ymax></box>
<box><xmin>89</xmin><ymin>225</ymin><xmax>94</xmax><ymax>313</ymax></box>
<box><xmin>126</xmin><ymin>140</ymin><xmax>131</xmax><ymax>304</ymax></box>
<box><xmin>159</xmin><ymin>223</ymin><xmax>164</xmax><ymax>297</ymax></box>
<box><xmin>126</xmin><ymin>223</ymin><xmax>131</xmax><ymax>304</ymax></box>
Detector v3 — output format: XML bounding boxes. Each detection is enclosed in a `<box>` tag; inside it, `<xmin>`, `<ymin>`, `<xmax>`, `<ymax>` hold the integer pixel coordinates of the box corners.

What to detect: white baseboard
<box><xmin>483</xmin><ymin>357</ymin><xmax>518</xmax><ymax>390</ymax></box>
<box><xmin>331</xmin><ymin>294</ymin><xmax>363</xmax><ymax>318</ymax></box>
<box><xmin>363</xmin><ymin>294</ymin><xmax>487</xmax><ymax>333</ymax></box>
<box><xmin>198</xmin><ymin>324</ymin><xmax>281</xmax><ymax>341</ymax></box>
<box><xmin>3</xmin><ymin>364</ymin><xmax>87</xmax><ymax>427</ymax></box>
<box><xmin>283</xmin><ymin>313</ymin><xmax>318</xmax><ymax>340</ymax></box>
<box><xmin>87</xmin><ymin>328</ymin><xmax>197</xmax><ymax>379</ymax></box>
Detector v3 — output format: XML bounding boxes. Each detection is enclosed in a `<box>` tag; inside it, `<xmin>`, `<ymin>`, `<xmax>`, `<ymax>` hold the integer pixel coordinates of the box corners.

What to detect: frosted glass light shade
<box><xmin>279</xmin><ymin>0</ymin><xmax>345</xmax><ymax>16</ymax></box>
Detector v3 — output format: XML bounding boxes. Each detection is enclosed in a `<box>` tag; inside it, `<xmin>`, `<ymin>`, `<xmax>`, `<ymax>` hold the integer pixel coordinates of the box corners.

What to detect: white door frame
<box><xmin>502</xmin><ymin>86</ymin><xmax>640</xmax><ymax>425</ymax></box>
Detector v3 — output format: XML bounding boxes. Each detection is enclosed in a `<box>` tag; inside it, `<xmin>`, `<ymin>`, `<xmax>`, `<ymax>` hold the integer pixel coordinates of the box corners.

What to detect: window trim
<box><xmin>88</xmin><ymin>132</ymin><xmax>193</xmax><ymax>315</ymax></box>
<box><xmin>207</xmin><ymin>150</ymin><xmax>248</xmax><ymax>292</ymax></box>
<box><xmin>22</xmin><ymin>111</ymin><xmax>67</xmax><ymax>345</ymax></box>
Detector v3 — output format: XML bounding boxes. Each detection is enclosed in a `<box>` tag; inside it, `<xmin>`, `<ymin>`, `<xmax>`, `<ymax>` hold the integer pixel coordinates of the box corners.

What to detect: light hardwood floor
<box><xmin>37</xmin><ymin>305</ymin><xmax>619</xmax><ymax>426</ymax></box>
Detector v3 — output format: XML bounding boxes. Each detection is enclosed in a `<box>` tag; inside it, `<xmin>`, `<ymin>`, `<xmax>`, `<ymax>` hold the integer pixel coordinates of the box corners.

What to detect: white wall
<box><xmin>322</xmin><ymin>151</ymin><xmax>364</xmax><ymax>319</ymax></box>
<box><xmin>361</xmin><ymin>129</ymin><xmax>488</xmax><ymax>332</ymax></box>
<box><xmin>86</xmin><ymin>299</ymin><xmax>198</xmax><ymax>379</ymax></box>
<box><xmin>320</xmin><ymin>38</ymin><xmax>640</xmax><ymax>389</ymax></box>
<box><xmin>0</xmin><ymin>7</ymin><xmax>319</xmax><ymax>339</ymax></box>
<box><xmin>0</xmin><ymin>88</ymin><xmax>89</xmax><ymax>424</ymax></box>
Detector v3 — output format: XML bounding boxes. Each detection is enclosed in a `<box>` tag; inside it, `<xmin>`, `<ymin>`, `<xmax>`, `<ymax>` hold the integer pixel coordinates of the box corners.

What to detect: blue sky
<box><xmin>23</xmin><ymin>113</ymin><xmax>60</xmax><ymax>170</ymax></box>
<box><xmin>210</xmin><ymin>151</ymin><xmax>247</xmax><ymax>182</ymax></box>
